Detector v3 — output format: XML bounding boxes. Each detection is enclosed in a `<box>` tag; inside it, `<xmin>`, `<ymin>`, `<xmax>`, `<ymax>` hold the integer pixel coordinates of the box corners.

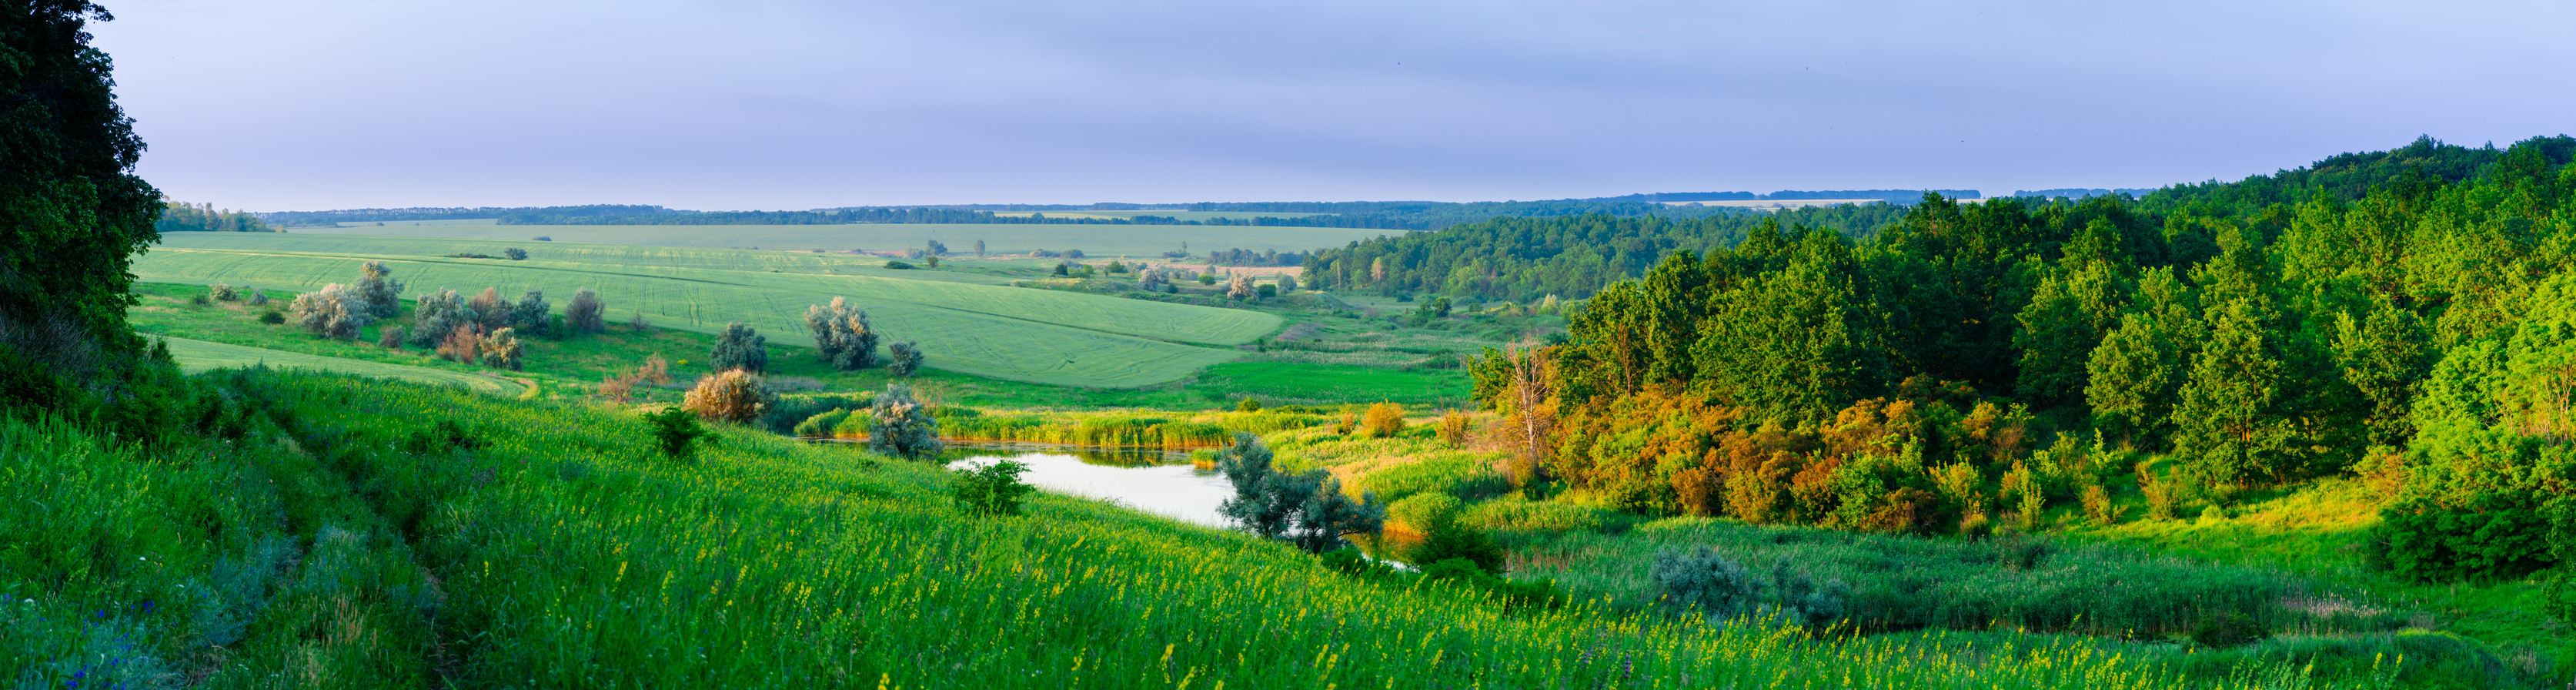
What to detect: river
<box><xmin>938</xmin><ymin>441</ymin><xmax>1238</xmax><ymax>528</ymax></box>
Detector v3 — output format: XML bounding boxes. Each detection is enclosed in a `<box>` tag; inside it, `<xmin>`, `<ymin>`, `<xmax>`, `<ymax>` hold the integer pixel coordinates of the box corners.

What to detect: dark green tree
<box><xmin>0</xmin><ymin>2</ymin><xmax>162</xmax><ymax>394</ymax></box>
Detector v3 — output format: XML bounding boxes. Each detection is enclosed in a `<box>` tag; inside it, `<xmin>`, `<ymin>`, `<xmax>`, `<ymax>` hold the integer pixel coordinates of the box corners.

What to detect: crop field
<box><xmin>312</xmin><ymin>221</ymin><xmax>1401</xmax><ymax>256</ymax></box>
<box><xmin>135</xmin><ymin>233</ymin><xmax>1278</xmax><ymax>387</ymax></box>
<box><xmin>158</xmin><ymin>233</ymin><xmax>1017</xmax><ymax>283</ymax></box>
<box><xmin>1</xmin><ymin>370</ymin><xmax>2344</xmax><ymax>688</ymax></box>
<box><xmin>158</xmin><ymin>335</ymin><xmax>525</xmax><ymax>395</ymax></box>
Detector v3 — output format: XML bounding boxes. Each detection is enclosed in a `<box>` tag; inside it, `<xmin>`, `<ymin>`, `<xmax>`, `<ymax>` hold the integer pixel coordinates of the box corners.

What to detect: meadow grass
<box><xmin>131</xmin><ymin>235</ymin><xmax>1278</xmax><ymax>387</ymax></box>
<box><xmin>0</xmin><ymin>368</ymin><xmax>2361</xmax><ymax>689</ymax></box>
<box><xmin>311</xmin><ymin>222</ymin><xmax>1398</xmax><ymax>257</ymax></box>
<box><xmin>159</xmin><ymin>335</ymin><xmax>525</xmax><ymax>396</ymax></box>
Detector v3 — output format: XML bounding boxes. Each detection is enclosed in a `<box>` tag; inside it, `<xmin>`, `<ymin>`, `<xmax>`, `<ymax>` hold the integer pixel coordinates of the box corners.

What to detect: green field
<box><xmin>2</xmin><ymin>370</ymin><xmax>2331</xmax><ymax>688</ymax></box>
<box><xmin>159</xmin><ymin>335</ymin><xmax>525</xmax><ymax>395</ymax></box>
<box><xmin>135</xmin><ymin>233</ymin><xmax>1279</xmax><ymax>387</ymax></box>
<box><xmin>312</xmin><ymin>222</ymin><xmax>1399</xmax><ymax>256</ymax></box>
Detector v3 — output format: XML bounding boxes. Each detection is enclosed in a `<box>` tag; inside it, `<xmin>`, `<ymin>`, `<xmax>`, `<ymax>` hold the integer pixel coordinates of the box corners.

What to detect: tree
<box><xmin>804</xmin><ymin>297</ymin><xmax>877</xmax><ymax>370</ymax></box>
<box><xmin>502</xmin><ymin>246</ymin><xmax>527</xmax><ymax>260</ymax></box>
<box><xmin>408</xmin><ymin>288</ymin><xmax>476</xmax><ymax>347</ymax></box>
<box><xmin>710</xmin><ymin>322</ymin><xmax>768</xmax><ymax>373</ymax></box>
<box><xmin>1277</xmin><ymin>273</ymin><xmax>1298</xmax><ymax>293</ymax></box>
<box><xmin>565</xmin><ymin>288</ymin><xmax>606</xmax><ymax>333</ymax></box>
<box><xmin>1215</xmin><ymin>433</ymin><xmax>1387</xmax><ymax>553</ymax></box>
<box><xmin>479</xmin><ymin>327</ymin><xmax>523</xmax><ymax>371</ymax></box>
<box><xmin>867</xmin><ymin>384</ymin><xmax>943</xmax><ymax>460</ymax></box>
<box><xmin>1257</xmin><ymin>283</ymin><xmax>1277</xmax><ymax>300</ymax></box>
<box><xmin>510</xmin><ymin>288</ymin><xmax>550</xmax><ymax>337</ymax></box>
<box><xmin>951</xmin><ymin>459</ymin><xmax>1036</xmax><ymax>516</ymax></box>
<box><xmin>355</xmin><ymin>261</ymin><xmax>404</xmax><ymax>317</ymax></box>
<box><xmin>468</xmin><ymin>287</ymin><xmax>512</xmax><ymax>331</ymax></box>
<box><xmin>974</xmin><ymin>239</ymin><xmax>985</xmax><ymax>256</ymax></box>
<box><xmin>886</xmin><ymin>339</ymin><xmax>924</xmax><ymax>377</ymax></box>
<box><xmin>683</xmin><ymin>369</ymin><xmax>777</xmax><ymax>424</ymax></box>
<box><xmin>642</xmin><ymin>405</ymin><xmax>711</xmax><ymax>461</ymax></box>
<box><xmin>287</xmin><ymin>283</ymin><xmax>369</xmax><ymax>340</ymax></box>
<box><xmin>0</xmin><ymin>1</ymin><xmax>162</xmax><ymax>395</ymax></box>
<box><xmin>1227</xmin><ymin>274</ymin><xmax>1254</xmax><ymax>301</ymax></box>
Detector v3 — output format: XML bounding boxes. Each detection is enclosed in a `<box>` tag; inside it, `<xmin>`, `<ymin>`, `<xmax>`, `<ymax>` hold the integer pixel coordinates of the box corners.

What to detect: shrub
<box><xmin>1226</xmin><ymin>275</ymin><xmax>1254</xmax><ymax>301</ymax></box>
<box><xmin>257</xmin><ymin>308</ymin><xmax>285</xmax><ymax>324</ymax></box>
<box><xmin>511</xmin><ymin>288</ymin><xmax>550</xmax><ymax>337</ymax></box>
<box><xmin>867</xmin><ymin>384</ymin><xmax>943</xmax><ymax>460</ymax></box>
<box><xmin>924</xmin><ymin>256</ymin><xmax>940</xmax><ymax>268</ymax></box>
<box><xmin>208</xmin><ymin>283</ymin><xmax>237</xmax><ymax>301</ymax></box>
<box><xmin>2139</xmin><ymin>461</ymin><xmax>2180</xmax><ymax>521</ymax></box>
<box><xmin>2190</xmin><ymin>610</ymin><xmax>2270</xmax><ymax>648</ymax></box>
<box><xmin>805</xmin><ymin>297</ymin><xmax>878</xmax><ymax>370</ymax></box>
<box><xmin>710</xmin><ymin>322</ymin><xmax>768</xmax><ymax>373</ymax></box>
<box><xmin>1409</xmin><ymin>512</ymin><xmax>1505</xmax><ymax>573</ymax></box>
<box><xmin>356</xmin><ymin>260</ymin><xmax>404</xmax><ymax>317</ymax></box>
<box><xmin>1437</xmin><ymin>410</ymin><xmax>1470</xmax><ymax>447</ymax></box>
<box><xmin>886</xmin><ymin>340</ymin><xmax>924</xmax><ymax>377</ymax></box>
<box><xmin>1198</xmin><ymin>273</ymin><xmax>1216</xmax><ymax>286</ymax></box>
<box><xmin>533</xmin><ymin>235</ymin><xmax>551</xmax><ymax>241</ymax></box>
<box><xmin>1277</xmin><ymin>274</ymin><xmax>1298</xmax><ymax>292</ymax></box>
<box><xmin>884</xmin><ymin>260</ymin><xmax>914</xmax><ymax>270</ymax></box>
<box><xmin>377</xmin><ymin>325</ymin><xmax>403</xmax><ymax>350</ymax></box>
<box><xmin>409</xmin><ymin>288</ymin><xmax>476</xmax><ymax>347</ymax></box>
<box><xmin>1215</xmin><ymin>432</ymin><xmax>1387</xmax><ymax>553</ymax></box>
<box><xmin>246</xmin><ymin>288</ymin><xmax>269</xmax><ymax>306</ymax></box>
<box><xmin>502</xmin><ymin>246</ymin><xmax>527</xmax><ymax>260</ymax></box>
<box><xmin>565</xmin><ymin>288</ymin><xmax>606</xmax><ymax>333</ymax></box>
<box><xmin>1652</xmin><ymin>546</ymin><xmax>1762</xmax><ymax>621</ymax></box>
<box><xmin>1362</xmin><ymin>403</ymin><xmax>1405</xmax><ymax>438</ymax></box>
<box><xmin>479</xmin><ymin>327</ymin><xmax>524</xmax><ymax>371</ymax></box>
<box><xmin>468</xmin><ymin>287</ymin><xmax>512</xmax><ymax>331</ymax></box>
<box><xmin>626</xmin><ymin>310</ymin><xmax>652</xmax><ymax>333</ymax></box>
<box><xmin>1237</xmin><ymin>397</ymin><xmax>1262</xmax><ymax>412</ymax></box>
<box><xmin>2081</xmin><ymin>484</ymin><xmax>2120</xmax><ymax>524</ymax></box>
<box><xmin>287</xmin><ymin>283</ymin><xmax>369</xmax><ymax>340</ymax></box>
<box><xmin>437</xmin><ymin>323</ymin><xmax>483</xmax><ymax>363</ymax></box>
<box><xmin>641</xmin><ymin>405</ymin><xmax>710</xmax><ymax>461</ymax></box>
<box><xmin>683</xmin><ymin>369</ymin><xmax>778</xmax><ymax>424</ymax></box>
<box><xmin>189</xmin><ymin>293</ymin><xmax>211</xmax><ymax>306</ymax></box>
<box><xmin>951</xmin><ymin>459</ymin><xmax>1037</xmax><ymax>517</ymax></box>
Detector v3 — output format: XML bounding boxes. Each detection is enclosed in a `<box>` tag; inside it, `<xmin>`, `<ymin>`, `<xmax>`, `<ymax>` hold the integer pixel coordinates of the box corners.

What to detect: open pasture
<box><xmin>159</xmin><ymin>335</ymin><xmax>524</xmax><ymax>395</ymax></box>
<box><xmin>135</xmin><ymin>234</ymin><xmax>1279</xmax><ymax>387</ymax></box>
<box><xmin>313</xmin><ymin>221</ymin><xmax>1400</xmax><ymax>256</ymax></box>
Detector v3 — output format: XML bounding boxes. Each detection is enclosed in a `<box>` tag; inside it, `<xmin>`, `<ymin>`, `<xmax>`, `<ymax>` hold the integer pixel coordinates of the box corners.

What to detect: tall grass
<box><xmin>0</xmin><ymin>369</ymin><xmax>2381</xmax><ymax>688</ymax></box>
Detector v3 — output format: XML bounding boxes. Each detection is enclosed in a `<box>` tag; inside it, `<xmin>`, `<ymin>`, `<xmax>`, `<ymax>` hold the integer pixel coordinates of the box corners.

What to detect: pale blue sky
<box><xmin>92</xmin><ymin>1</ymin><xmax>2576</xmax><ymax>211</ymax></box>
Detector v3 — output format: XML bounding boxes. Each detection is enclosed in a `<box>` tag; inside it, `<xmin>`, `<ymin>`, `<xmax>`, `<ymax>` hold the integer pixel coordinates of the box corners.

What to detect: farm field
<box><xmin>158</xmin><ymin>335</ymin><xmax>525</xmax><ymax>395</ymax></box>
<box><xmin>134</xmin><ymin>233</ymin><xmax>1279</xmax><ymax>387</ymax></box>
<box><xmin>984</xmin><ymin>209</ymin><xmax>1327</xmax><ymax>222</ymax></box>
<box><xmin>311</xmin><ymin>221</ymin><xmax>1401</xmax><ymax>256</ymax></box>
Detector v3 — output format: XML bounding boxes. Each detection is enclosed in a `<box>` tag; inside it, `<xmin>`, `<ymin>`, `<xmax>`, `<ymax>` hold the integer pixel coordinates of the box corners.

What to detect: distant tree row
<box><xmin>1299</xmin><ymin>203</ymin><xmax>1910</xmax><ymax>302</ymax></box>
<box><xmin>156</xmin><ymin>201</ymin><xmax>277</xmax><ymax>233</ymax></box>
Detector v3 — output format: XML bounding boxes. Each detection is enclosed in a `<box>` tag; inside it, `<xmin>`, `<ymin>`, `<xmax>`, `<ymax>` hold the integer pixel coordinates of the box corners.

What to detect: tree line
<box><xmin>157</xmin><ymin>201</ymin><xmax>277</xmax><ymax>233</ymax></box>
<box><xmin>1475</xmin><ymin>135</ymin><xmax>2576</xmax><ymax>587</ymax></box>
<box><xmin>1300</xmin><ymin>203</ymin><xmax>1910</xmax><ymax>302</ymax></box>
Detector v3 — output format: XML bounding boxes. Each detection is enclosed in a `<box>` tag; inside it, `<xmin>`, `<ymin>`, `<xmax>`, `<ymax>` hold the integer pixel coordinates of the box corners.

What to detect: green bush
<box><xmin>794</xmin><ymin>408</ymin><xmax>853</xmax><ymax>437</ymax></box>
<box><xmin>1408</xmin><ymin>514</ymin><xmax>1505</xmax><ymax>574</ymax></box>
<box><xmin>2188</xmin><ymin>610</ymin><xmax>2268</xmax><ymax>648</ymax></box>
<box><xmin>643</xmin><ymin>406</ymin><xmax>711</xmax><ymax>461</ymax></box>
<box><xmin>884</xmin><ymin>260</ymin><xmax>915</xmax><ymax>270</ymax></box>
<box><xmin>2370</xmin><ymin>501</ymin><xmax>2555</xmax><ymax>582</ymax></box>
<box><xmin>951</xmin><ymin>459</ymin><xmax>1037</xmax><ymax>516</ymax></box>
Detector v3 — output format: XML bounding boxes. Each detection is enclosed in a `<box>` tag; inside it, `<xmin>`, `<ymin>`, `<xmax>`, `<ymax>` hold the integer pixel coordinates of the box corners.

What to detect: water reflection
<box><xmin>937</xmin><ymin>441</ymin><xmax>1235</xmax><ymax>528</ymax></box>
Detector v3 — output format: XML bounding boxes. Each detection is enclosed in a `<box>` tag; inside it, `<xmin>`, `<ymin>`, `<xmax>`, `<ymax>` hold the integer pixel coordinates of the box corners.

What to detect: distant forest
<box><xmin>1488</xmin><ymin>134</ymin><xmax>2576</xmax><ymax>585</ymax></box>
<box><xmin>252</xmin><ymin>189</ymin><xmax>1983</xmax><ymax>233</ymax></box>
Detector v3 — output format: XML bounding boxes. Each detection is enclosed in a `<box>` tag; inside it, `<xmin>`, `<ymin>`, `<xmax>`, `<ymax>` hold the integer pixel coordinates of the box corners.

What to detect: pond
<box><xmin>938</xmin><ymin>441</ymin><xmax>1238</xmax><ymax>528</ymax></box>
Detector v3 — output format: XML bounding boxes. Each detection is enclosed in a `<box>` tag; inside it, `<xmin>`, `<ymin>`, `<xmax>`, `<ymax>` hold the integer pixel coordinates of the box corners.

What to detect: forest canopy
<box><xmin>1507</xmin><ymin>135</ymin><xmax>2576</xmax><ymax>585</ymax></box>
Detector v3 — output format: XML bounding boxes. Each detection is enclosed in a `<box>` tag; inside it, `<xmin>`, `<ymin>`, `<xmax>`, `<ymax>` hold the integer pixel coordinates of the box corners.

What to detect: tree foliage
<box><xmin>866</xmin><ymin>384</ymin><xmax>943</xmax><ymax>460</ymax></box>
<box><xmin>1215</xmin><ymin>433</ymin><xmax>1387</xmax><ymax>553</ymax></box>
<box><xmin>804</xmin><ymin>297</ymin><xmax>877</xmax><ymax>371</ymax></box>
<box><xmin>710</xmin><ymin>322</ymin><xmax>768</xmax><ymax>373</ymax></box>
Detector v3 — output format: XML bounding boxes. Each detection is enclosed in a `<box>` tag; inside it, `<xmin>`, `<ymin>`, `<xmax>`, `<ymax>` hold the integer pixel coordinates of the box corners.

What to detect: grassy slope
<box><xmin>306</xmin><ymin>222</ymin><xmax>1399</xmax><ymax>256</ymax></box>
<box><xmin>134</xmin><ymin>234</ymin><xmax>1278</xmax><ymax>387</ymax></box>
<box><xmin>0</xmin><ymin>370</ymin><xmax>2328</xmax><ymax>688</ymax></box>
<box><xmin>159</xmin><ymin>336</ymin><xmax>524</xmax><ymax>396</ymax></box>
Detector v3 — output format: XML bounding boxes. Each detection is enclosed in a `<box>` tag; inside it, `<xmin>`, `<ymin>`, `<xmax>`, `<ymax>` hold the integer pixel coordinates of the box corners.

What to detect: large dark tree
<box><xmin>0</xmin><ymin>2</ymin><xmax>162</xmax><ymax>389</ymax></box>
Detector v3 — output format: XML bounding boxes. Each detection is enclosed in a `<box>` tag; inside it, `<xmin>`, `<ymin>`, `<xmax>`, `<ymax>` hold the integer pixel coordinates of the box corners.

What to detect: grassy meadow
<box><xmin>133</xmin><ymin>233</ymin><xmax>1277</xmax><ymax>387</ymax></box>
<box><xmin>4</xmin><ymin>369</ymin><xmax>2367</xmax><ymax>689</ymax></box>
<box><xmin>159</xmin><ymin>336</ymin><xmax>526</xmax><ymax>396</ymax></box>
<box><xmin>311</xmin><ymin>222</ymin><xmax>1399</xmax><ymax>256</ymax></box>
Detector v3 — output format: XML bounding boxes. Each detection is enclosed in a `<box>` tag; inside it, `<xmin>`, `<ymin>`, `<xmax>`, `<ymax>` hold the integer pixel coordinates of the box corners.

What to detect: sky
<box><xmin>89</xmin><ymin>0</ymin><xmax>2576</xmax><ymax>212</ymax></box>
